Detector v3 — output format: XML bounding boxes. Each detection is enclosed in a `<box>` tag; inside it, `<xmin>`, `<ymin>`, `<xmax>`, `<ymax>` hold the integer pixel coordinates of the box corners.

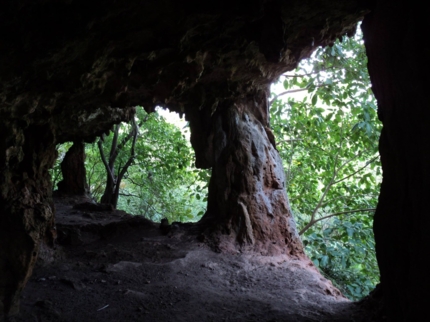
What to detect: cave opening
<box><xmin>51</xmin><ymin>106</ymin><xmax>210</xmax><ymax>224</ymax></box>
<box><xmin>268</xmin><ymin>24</ymin><xmax>381</xmax><ymax>300</ymax></box>
<box><xmin>1</xmin><ymin>1</ymin><xmax>429</xmax><ymax>321</ymax></box>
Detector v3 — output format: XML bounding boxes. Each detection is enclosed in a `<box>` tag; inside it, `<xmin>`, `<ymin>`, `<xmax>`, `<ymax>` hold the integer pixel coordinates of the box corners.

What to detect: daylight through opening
<box><xmin>269</xmin><ymin>24</ymin><xmax>381</xmax><ymax>300</ymax></box>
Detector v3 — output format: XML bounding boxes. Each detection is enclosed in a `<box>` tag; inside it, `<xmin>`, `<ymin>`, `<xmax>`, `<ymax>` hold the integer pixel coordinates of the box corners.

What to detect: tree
<box><xmin>270</xmin><ymin>27</ymin><xmax>381</xmax><ymax>299</ymax></box>
<box><xmin>85</xmin><ymin>108</ymin><xmax>208</xmax><ymax>222</ymax></box>
<box><xmin>98</xmin><ymin>112</ymin><xmax>140</xmax><ymax>208</ymax></box>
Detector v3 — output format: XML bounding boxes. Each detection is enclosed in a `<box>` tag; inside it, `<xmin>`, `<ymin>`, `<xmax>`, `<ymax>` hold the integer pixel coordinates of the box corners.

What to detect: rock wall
<box><xmin>0</xmin><ymin>123</ymin><xmax>57</xmax><ymax>316</ymax></box>
<box><xmin>362</xmin><ymin>1</ymin><xmax>430</xmax><ymax>320</ymax></box>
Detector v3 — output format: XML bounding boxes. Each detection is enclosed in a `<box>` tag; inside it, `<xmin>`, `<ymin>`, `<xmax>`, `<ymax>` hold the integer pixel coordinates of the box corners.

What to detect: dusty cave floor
<box><xmin>15</xmin><ymin>196</ymin><xmax>380</xmax><ymax>322</ymax></box>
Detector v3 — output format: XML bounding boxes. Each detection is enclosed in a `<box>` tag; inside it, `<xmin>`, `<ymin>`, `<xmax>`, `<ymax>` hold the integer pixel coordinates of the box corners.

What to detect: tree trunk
<box><xmin>57</xmin><ymin>141</ymin><xmax>89</xmax><ymax>196</ymax></box>
<box><xmin>100</xmin><ymin>171</ymin><xmax>117</xmax><ymax>206</ymax></box>
<box><xmin>362</xmin><ymin>2</ymin><xmax>430</xmax><ymax>321</ymax></box>
<box><xmin>0</xmin><ymin>123</ymin><xmax>57</xmax><ymax>318</ymax></box>
<box><xmin>99</xmin><ymin>124</ymin><xmax>120</xmax><ymax>208</ymax></box>
<box><xmin>99</xmin><ymin>118</ymin><xmax>138</xmax><ymax>208</ymax></box>
<box><xmin>198</xmin><ymin>89</ymin><xmax>304</xmax><ymax>256</ymax></box>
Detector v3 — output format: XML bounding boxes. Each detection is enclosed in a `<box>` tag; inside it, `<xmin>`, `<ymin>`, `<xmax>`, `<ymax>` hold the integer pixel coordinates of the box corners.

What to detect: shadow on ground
<box><xmin>15</xmin><ymin>196</ymin><xmax>381</xmax><ymax>322</ymax></box>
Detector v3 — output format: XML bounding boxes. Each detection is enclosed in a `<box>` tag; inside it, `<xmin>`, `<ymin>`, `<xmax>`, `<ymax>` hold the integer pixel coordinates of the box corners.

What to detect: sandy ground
<box><xmin>13</xmin><ymin>196</ymin><xmax>382</xmax><ymax>322</ymax></box>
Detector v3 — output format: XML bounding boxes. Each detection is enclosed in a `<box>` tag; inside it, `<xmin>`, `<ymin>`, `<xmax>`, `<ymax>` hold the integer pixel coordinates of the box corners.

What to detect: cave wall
<box><xmin>0</xmin><ymin>122</ymin><xmax>57</xmax><ymax>316</ymax></box>
<box><xmin>1</xmin><ymin>0</ymin><xmax>370</xmax><ymax>317</ymax></box>
<box><xmin>362</xmin><ymin>1</ymin><xmax>430</xmax><ymax>321</ymax></box>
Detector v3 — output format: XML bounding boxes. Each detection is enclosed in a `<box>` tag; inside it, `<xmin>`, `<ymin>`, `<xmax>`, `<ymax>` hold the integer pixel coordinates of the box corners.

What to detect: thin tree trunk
<box><xmin>99</xmin><ymin>118</ymin><xmax>139</xmax><ymax>208</ymax></box>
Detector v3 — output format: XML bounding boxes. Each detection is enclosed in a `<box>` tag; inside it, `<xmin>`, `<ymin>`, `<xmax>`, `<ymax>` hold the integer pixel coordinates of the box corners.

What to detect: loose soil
<box><xmin>14</xmin><ymin>196</ymin><xmax>381</xmax><ymax>322</ymax></box>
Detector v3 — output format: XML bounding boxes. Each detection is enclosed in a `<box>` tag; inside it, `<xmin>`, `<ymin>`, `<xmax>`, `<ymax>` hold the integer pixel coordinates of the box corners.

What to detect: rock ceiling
<box><xmin>0</xmin><ymin>0</ymin><xmax>368</xmax><ymax>146</ymax></box>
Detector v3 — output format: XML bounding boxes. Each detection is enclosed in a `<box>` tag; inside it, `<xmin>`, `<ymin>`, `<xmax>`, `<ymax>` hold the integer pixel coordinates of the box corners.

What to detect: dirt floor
<box><xmin>13</xmin><ymin>196</ymin><xmax>382</xmax><ymax>322</ymax></box>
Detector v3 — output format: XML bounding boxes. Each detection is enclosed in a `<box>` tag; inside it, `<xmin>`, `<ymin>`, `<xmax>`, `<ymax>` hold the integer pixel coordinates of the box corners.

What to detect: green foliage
<box><xmin>91</xmin><ymin>107</ymin><xmax>209</xmax><ymax>222</ymax></box>
<box><xmin>270</xmin><ymin>26</ymin><xmax>381</xmax><ymax>300</ymax></box>
<box><xmin>50</xmin><ymin>142</ymin><xmax>73</xmax><ymax>189</ymax></box>
<box><xmin>53</xmin><ymin>108</ymin><xmax>208</xmax><ymax>223</ymax></box>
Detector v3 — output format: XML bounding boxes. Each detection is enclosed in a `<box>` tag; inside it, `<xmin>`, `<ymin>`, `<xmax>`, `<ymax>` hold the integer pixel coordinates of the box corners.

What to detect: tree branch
<box><xmin>97</xmin><ymin>138</ymin><xmax>116</xmax><ymax>184</ymax></box>
<box><xmin>298</xmin><ymin>134</ymin><xmax>350</xmax><ymax>235</ymax></box>
<box><xmin>332</xmin><ymin>155</ymin><xmax>379</xmax><ymax>185</ymax></box>
<box><xmin>109</xmin><ymin>124</ymin><xmax>120</xmax><ymax>166</ymax></box>
<box><xmin>299</xmin><ymin>208</ymin><xmax>376</xmax><ymax>235</ymax></box>
<box><xmin>282</xmin><ymin>73</ymin><xmax>318</xmax><ymax>78</ymax></box>
<box><xmin>281</xmin><ymin>66</ymin><xmax>336</xmax><ymax>78</ymax></box>
<box><xmin>301</xmin><ymin>148</ymin><xmax>341</xmax><ymax>232</ymax></box>
<box><xmin>299</xmin><ymin>151</ymin><xmax>379</xmax><ymax>235</ymax></box>
<box><xmin>321</xmin><ymin>195</ymin><xmax>350</xmax><ymax>208</ymax></box>
<box><xmin>113</xmin><ymin>118</ymin><xmax>139</xmax><ymax>207</ymax></box>
<box><xmin>269</xmin><ymin>83</ymin><xmax>333</xmax><ymax>107</ymax></box>
<box><xmin>269</xmin><ymin>88</ymin><xmax>309</xmax><ymax>106</ymax></box>
<box><xmin>119</xmin><ymin>192</ymin><xmax>140</xmax><ymax>198</ymax></box>
<box><xmin>114</xmin><ymin>114</ymin><xmax>148</xmax><ymax>157</ymax></box>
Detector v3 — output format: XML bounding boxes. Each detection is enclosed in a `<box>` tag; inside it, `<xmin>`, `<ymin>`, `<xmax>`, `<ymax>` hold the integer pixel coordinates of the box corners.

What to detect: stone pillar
<box><xmin>196</xmin><ymin>89</ymin><xmax>304</xmax><ymax>256</ymax></box>
<box><xmin>57</xmin><ymin>141</ymin><xmax>89</xmax><ymax>196</ymax></box>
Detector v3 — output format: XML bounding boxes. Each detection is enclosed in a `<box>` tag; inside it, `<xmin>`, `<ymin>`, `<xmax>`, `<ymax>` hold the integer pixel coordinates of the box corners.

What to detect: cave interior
<box><xmin>1</xmin><ymin>0</ymin><xmax>429</xmax><ymax>321</ymax></box>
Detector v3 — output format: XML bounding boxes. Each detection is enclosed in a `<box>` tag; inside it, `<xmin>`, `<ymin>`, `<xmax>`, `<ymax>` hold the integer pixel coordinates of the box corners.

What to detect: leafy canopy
<box><xmin>52</xmin><ymin>107</ymin><xmax>209</xmax><ymax>223</ymax></box>
<box><xmin>270</xmin><ymin>25</ymin><xmax>381</xmax><ymax>300</ymax></box>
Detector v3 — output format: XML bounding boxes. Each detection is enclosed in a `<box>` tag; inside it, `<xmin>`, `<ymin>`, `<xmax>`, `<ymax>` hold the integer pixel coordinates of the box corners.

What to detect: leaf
<box><xmin>311</xmin><ymin>94</ymin><xmax>318</xmax><ymax>106</ymax></box>
<box><xmin>321</xmin><ymin>255</ymin><xmax>329</xmax><ymax>267</ymax></box>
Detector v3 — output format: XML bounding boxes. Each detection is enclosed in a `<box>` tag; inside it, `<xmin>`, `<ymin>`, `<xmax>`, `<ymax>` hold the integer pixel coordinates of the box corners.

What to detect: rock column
<box><xmin>198</xmin><ymin>89</ymin><xmax>304</xmax><ymax>256</ymax></box>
